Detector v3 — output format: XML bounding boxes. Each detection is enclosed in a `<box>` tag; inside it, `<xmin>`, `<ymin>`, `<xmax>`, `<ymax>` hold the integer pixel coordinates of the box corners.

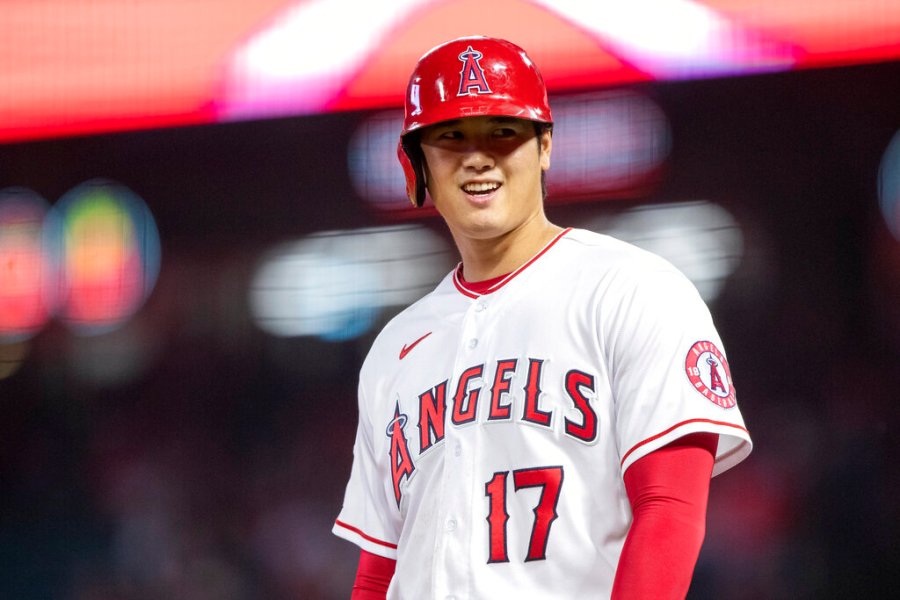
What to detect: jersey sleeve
<box><xmin>603</xmin><ymin>261</ymin><xmax>752</xmax><ymax>477</ymax></box>
<box><xmin>333</xmin><ymin>379</ymin><xmax>402</xmax><ymax>560</ymax></box>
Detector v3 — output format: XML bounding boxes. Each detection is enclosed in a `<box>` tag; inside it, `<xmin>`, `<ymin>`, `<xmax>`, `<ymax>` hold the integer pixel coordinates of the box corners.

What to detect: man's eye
<box><xmin>493</xmin><ymin>128</ymin><xmax>517</xmax><ymax>137</ymax></box>
<box><xmin>439</xmin><ymin>131</ymin><xmax>462</xmax><ymax>140</ymax></box>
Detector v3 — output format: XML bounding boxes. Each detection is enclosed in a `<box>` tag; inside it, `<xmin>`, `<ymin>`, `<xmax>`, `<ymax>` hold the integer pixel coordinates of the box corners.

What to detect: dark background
<box><xmin>2</xmin><ymin>60</ymin><xmax>900</xmax><ymax>599</ymax></box>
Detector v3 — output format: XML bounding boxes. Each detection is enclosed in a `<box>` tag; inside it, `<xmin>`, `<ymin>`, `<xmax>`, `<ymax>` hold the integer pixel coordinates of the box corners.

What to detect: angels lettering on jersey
<box><xmin>386</xmin><ymin>355</ymin><xmax>598</xmax><ymax>507</ymax></box>
<box><xmin>388</xmin><ymin>339</ymin><xmax>738</xmax><ymax>507</ymax></box>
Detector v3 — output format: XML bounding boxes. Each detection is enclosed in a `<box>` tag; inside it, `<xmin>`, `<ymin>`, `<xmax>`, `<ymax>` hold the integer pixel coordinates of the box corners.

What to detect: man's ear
<box><xmin>540</xmin><ymin>129</ymin><xmax>552</xmax><ymax>171</ymax></box>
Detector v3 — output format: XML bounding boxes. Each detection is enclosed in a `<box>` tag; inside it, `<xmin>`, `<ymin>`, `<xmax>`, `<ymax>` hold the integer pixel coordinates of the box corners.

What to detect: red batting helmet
<box><xmin>397</xmin><ymin>36</ymin><xmax>553</xmax><ymax>207</ymax></box>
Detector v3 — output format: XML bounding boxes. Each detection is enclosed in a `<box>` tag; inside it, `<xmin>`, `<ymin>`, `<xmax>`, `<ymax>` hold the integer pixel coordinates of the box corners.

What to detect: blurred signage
<box><xmin>1</xmin><ymin>0</ymin><xmax>898</xmax><ymax>143</ymax></box>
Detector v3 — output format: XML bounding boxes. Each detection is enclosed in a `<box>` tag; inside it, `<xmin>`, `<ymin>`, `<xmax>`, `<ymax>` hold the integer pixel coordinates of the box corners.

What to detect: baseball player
<box><xmin>333</xmin><ymin>36</ymin><xmax>752</xmax><ymax>599</ymax></box>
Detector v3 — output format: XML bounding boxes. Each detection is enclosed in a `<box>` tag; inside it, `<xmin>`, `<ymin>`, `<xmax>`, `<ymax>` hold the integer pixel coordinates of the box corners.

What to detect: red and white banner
<box><xmin>1</xmin><ymin>0</ymin><xmax>898</xmax><ymax>143</ymax></box>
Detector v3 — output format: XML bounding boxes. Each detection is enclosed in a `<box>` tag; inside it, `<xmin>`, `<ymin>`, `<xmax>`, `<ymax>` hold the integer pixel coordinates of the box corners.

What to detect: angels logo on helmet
<box><xmin>457</xmin><ymin>45</ymin><xmax>492</xmax><ymax>96</ymax></box>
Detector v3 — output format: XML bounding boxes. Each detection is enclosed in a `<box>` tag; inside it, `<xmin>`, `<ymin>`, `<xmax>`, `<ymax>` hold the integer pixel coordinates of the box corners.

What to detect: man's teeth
<box><xmin>463</xmin><ymin>182</ymin><xmax>500</xmax><ymax>194</ymax></box>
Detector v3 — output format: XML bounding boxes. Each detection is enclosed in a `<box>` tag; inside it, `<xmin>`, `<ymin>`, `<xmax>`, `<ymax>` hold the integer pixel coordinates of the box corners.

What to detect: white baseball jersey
<box><xmin>333</xmin><ymin>227</ymin><xmax>752</xmax><ymax>599</ymax></box>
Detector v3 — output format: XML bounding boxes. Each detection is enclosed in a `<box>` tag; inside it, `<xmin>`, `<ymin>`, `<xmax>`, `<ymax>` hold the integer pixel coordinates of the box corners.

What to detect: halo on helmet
<box><xmin>398</xmin><ymin>36</ymin><xmax>553</xmax><ymax>207</ymax></box>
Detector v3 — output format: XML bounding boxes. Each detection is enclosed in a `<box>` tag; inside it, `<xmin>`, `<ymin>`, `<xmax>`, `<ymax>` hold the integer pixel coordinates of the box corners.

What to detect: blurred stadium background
<box><xmin>1</xmin><ymin>1</ymin><xmax>899</xmax><ymax>598</ymax></box>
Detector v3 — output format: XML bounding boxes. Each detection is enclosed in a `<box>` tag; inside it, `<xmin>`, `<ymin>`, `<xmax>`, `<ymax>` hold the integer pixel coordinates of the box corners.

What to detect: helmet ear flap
<box><xmin>397</xmin><ymin>138</ymin><xmax>427</xmax><ymax>208</ymax></box>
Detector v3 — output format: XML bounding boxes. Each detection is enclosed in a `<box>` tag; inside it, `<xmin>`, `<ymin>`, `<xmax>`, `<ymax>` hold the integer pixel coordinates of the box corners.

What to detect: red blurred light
<box><xmin>0</xmin><ymin>189</ymin><xmax>55</xmax><ymax>340</ymax></box>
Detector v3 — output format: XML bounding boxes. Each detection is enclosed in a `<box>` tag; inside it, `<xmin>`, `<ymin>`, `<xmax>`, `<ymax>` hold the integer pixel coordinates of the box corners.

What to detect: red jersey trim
<box><xmin>452</xmin><ymin>227</ymin><xmax>572</xmax><ymax>298</ymax></box>
<box><xmin>334</xmin><ymin>519</ymin><xmax>398</xmax><ymax>550</ymax></box>
<box><xmin>620</xmin><ymin>418</ymin><xmax>749</xmax><ymax>467</ymax></box>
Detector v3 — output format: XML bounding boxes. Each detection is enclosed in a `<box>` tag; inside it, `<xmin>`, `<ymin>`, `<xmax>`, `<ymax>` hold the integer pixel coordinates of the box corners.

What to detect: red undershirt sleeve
<box><xmin>611</xmin><ymin>432</ymin><xmax>718</xmax><ymax>600</ymax></box>
<box><xmin>351</xmin><ymin>549</ymin><xmax>396</xmax><ymax>600</ymax></box>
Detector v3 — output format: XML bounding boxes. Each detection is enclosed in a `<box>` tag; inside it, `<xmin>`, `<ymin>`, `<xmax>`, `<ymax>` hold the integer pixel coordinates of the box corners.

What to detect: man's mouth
<box><xmin>462</xmin><ymin>182</ymin><xmax>501</xmax><ymax>195</ymax></box>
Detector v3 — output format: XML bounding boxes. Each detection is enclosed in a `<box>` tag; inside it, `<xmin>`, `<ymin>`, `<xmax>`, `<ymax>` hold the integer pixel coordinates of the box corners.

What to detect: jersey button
<box><xmin>467</xmin><ymin>338</ymin><xmax>478</xmax><ymax>349</ymax></box>
<box><xmin>475</xmin><ymin>301</ymin><xmax>486</xmax><ymax>312</ymax></box>
<box><xmin>447</xmin><ymin>518</ymin><xmax>457</xmax><ymax>532</ymax></box>
<box><xmin>453</xmin><ymin>442</ymin><xmax>462</xmax><ymax>457</ymax></box>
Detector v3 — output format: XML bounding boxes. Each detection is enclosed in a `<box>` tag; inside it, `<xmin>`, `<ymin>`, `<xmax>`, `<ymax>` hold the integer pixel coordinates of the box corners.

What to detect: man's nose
<box><xmin>461</xmin><ymin>143</ymin><xmax>495</xmax><ymax>171</ymax></box>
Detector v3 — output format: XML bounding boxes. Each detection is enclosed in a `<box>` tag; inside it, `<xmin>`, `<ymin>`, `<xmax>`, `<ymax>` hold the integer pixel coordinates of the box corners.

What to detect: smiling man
<box><xmin>418</xmin><ymin>114</ymin><xmax>555</xmax><ymax>279</ymax></box>
<box><xmin>333</xmin><ymin>36</ymin><xmax>752</xmax><ymax>600</ymax></box>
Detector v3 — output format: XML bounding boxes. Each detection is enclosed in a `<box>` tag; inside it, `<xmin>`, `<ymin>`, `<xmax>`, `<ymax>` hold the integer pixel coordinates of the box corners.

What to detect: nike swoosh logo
<box><xmin>400</xmin><ymin>332</ymin><xmax>432</xmax><ymax>360</ymax></box>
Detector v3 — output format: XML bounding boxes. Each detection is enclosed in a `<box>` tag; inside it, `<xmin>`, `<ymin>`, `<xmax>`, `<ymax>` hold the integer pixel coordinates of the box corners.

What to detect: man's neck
<box><xmin>454</xmin><ymin>217</ymin><xmax>564</xmax><ymax>282</ymax></box>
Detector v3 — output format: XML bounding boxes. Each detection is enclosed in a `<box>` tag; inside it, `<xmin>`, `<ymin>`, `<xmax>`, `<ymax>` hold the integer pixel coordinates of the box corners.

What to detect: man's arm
<box><xmin>351</xmin><ymin>549</ymin><xmax>396</xmax><ymax>600</ymax></box>
<box><xmin>611</xmin><ymin>432</ymin><xmax>718</xmax><ymax>600</ymax></box>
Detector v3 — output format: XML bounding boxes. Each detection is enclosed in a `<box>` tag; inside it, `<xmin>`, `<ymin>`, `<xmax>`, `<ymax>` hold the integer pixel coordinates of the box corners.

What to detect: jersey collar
<box><xmin>452</xmin><ymin>227</ymin><xmax>572</xmax><ymax>299</ymax></box>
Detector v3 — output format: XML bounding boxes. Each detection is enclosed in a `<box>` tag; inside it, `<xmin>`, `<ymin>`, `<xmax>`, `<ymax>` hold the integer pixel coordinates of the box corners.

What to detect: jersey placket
<box><xmin>432</xmin><ymin>292</ymin><xmax>493</xmax><ymax>600</ymax></box>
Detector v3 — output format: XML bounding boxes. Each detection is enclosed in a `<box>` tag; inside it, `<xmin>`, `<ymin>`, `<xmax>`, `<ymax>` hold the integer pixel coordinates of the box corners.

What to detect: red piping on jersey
<box><xmin>452</xmin><ymin>227</ymin><xmax>573</xmax><ymax>298</ymax></box>
<box><xmin>620</xmin><ymin>418</ymin><xmax>749</xmax><ymax>467</ymax></box>
<box><xmin>334</xmin><ymin>519</ymin><xmax>398</xmax><ymax>549</ymax></box>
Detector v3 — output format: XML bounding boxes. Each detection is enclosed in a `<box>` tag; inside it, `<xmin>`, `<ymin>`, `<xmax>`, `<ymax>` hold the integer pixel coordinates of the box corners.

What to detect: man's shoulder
<box><xmin>558</xmin><ymin>227</ymin><xmax>678</xmax><ymax>274</ymax></box>
<box><xmin>547</xmin><ymin>228</ymin><xmax>704</xmax><ymax>311</ymax></box>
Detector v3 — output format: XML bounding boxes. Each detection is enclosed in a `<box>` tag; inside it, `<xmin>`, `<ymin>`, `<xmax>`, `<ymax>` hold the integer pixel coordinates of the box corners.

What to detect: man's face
<box><xmin>419</xmin><ymin>116</ymin><xmax>551</xmax><ymax>243</ymax></box>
